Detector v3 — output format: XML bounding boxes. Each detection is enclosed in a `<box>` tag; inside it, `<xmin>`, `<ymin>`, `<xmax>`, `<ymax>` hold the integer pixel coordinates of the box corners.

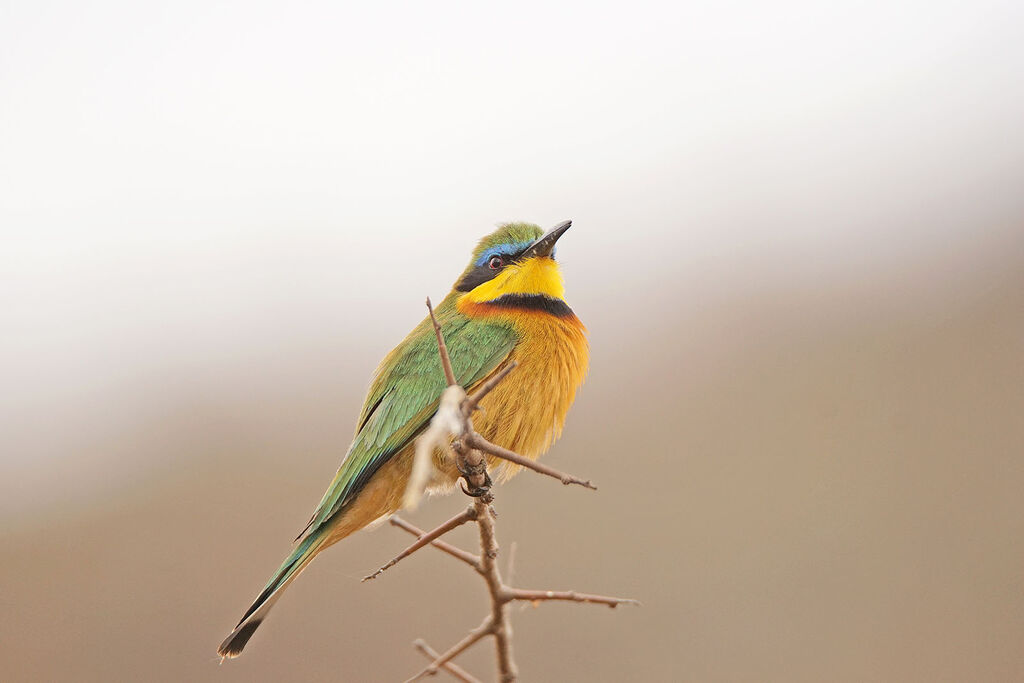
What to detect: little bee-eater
<box><xmin>218</xmin><ymin>221</ymin><xmax>588</xmax><ymax>658</ymax></box>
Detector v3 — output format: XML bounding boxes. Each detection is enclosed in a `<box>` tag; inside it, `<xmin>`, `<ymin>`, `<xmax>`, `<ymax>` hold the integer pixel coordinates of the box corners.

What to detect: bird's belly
<box><xmin>358</xmin><ymin>315</ymin><xmax>589</xmax><ymax>518</ymax></box>
<box><xmin>470</xmin><ymin>317</ymin><xmax>589</xmax><ymax>480</ymax></box>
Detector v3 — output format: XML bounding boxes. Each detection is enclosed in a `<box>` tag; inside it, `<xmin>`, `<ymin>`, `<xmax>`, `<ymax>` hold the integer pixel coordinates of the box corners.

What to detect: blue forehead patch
<box><xmin>474</xmin><ymin>240</ymin><xmax>534</xmax><ymax>267</ymax></box>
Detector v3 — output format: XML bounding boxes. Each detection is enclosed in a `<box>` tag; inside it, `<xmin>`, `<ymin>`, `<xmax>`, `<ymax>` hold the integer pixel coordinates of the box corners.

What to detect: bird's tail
<box><xmin>217</xmin><ymin>529</ymin><xmax>328</xmax><ymax>659</ymax></box>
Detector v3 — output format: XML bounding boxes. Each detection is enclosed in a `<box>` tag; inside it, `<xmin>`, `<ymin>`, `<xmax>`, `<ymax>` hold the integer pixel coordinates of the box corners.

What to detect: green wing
<box><xmin>299</xmin><ymin>309</ymin><xmax>516</xmax><ymax>539</ymax></box>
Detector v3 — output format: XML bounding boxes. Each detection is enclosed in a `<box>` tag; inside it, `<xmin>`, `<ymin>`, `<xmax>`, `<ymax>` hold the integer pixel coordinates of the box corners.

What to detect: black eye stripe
<box><xmin>455</xmin><ymin>246</ymin><xmax>533</xmax><ymax>292</ymax></box>
<box><xmin>455</xmin><ymin>263</ymin><xmax>500</xmax><ymax>292</ymax></box>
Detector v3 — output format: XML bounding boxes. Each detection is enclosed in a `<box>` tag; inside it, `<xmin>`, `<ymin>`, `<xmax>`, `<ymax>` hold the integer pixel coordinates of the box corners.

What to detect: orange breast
<box><xmin>458</xmin><ymin>301</ymin><xmax>590</xmax><ymax>481</ymax></box>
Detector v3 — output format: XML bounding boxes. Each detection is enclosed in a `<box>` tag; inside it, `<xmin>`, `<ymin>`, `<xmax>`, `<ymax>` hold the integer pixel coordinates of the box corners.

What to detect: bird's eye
<box><xmin>488</xmin><ymin>255</ymin><xmax>503</xmax><ymax>270</ymax></box>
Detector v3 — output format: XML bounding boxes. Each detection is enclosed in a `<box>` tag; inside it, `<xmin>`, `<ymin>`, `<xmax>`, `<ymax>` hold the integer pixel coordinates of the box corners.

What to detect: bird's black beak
<box><xmin>521</xmin><ymin>220</ymin><xmax>571</xmax><ymax>259</ymax></box>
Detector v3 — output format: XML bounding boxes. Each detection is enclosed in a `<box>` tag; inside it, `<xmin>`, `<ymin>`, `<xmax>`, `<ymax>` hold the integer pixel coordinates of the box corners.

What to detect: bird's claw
<box><xmin>457</xmin><ymin>461</ymin><xmax>492</xmax><ymax>497</ymax></box>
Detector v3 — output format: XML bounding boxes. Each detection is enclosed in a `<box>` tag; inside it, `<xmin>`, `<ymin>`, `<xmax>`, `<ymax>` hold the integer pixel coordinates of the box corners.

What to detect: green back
<box><xmin>300</xmin><ymin>294</ymin><xmax>517</xmax><ymax>538</ymax></box>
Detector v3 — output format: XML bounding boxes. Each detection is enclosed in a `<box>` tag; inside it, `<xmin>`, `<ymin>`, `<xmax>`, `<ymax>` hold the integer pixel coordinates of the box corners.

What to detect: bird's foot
<box><xmin>457</xmin><ymin>461</ymin><xmax>492</xmax><ymax>497</ymax></box>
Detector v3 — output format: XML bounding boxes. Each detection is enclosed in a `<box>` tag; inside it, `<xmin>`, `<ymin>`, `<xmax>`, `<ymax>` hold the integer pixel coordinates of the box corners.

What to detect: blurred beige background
<box><xmin>2</xmin><ymin>1</ymin><xmax>1023</xmax><ymax>681</ymax></box>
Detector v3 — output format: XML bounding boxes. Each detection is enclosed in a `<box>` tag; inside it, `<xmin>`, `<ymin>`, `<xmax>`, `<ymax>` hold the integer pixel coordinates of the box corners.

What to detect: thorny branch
<box><xmin>362</xmin><ymin>507</ymin><xmax>477</xmax><ymax>581</ymax></box>
<box><xmin>413</xmin><ymin>640</ymin><xmax>482</xmax><ymax>683</ymax></box>
<box><xmin>365</xmin><ymin>298</ymin><xmax>637</xmax><ymax>682</ymax></box>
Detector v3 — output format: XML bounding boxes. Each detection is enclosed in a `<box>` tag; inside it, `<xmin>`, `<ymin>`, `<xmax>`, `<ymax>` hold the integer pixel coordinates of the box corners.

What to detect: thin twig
<box><xmin>363</xmin><ymin>508</ymin><xmax>476</xmax><ymax>581</ymax></box>
<box><xmin>466</xmin><ymin>433</ymin><xmax>597</xmax><ymax>490</ymax></box>
<box><xmin>413</xmin><ymin>640</ymin><xmax>482</xmax><ymax>683</ymax></box>
<box><xmin>426</xmin><ymin>297</ymin><xmax>457</xmax><ymax>387</ymax></box>
<box><xmin>405</xmin><ymin>617</ymin><xmax>493</xmax><ymax>682</ymax></box>
<box><xmin>425</xmin><ymin>300</ymin><xmax>489</xmax><ymax>495</ymax></box>
<box><xmin>463</xmin><ymin>361</ymin><xmax>518</xmax><ymax>414</ymax></box>
<box><xmin>388</xmin><ymin>516</ymin><xmax>481</xmax><ymax>571</ymax></box>
<box><xmin>508</xmin><ymin>588</ymin><xmax>641</xmax><ymax>607</ymax></box>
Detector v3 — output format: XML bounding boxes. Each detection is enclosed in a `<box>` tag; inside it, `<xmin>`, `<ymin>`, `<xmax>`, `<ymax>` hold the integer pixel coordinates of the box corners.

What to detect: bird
<box><xmin>217</xmin><ymin>220</ymin><xmax>589</xmax><ymax>659</ymax></box>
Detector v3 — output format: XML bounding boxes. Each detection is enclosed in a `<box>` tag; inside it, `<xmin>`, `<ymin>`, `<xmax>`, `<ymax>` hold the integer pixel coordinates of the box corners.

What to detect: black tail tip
<box><xmin>217</xmin><ymin>619</ymin><xmax>262</xmax><ymax>660</ymax></box>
